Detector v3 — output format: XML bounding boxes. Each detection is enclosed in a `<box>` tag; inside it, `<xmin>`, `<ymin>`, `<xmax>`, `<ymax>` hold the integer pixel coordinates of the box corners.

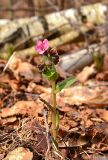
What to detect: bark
<box><xmin>0</xmin><ymin>3</ymin><xmax>107</xmax><ymax>44</ymax></box>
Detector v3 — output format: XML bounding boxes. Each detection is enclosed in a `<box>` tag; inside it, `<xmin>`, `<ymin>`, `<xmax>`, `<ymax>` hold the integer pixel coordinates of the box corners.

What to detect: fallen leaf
<box><xmin>0</xmin><ymin>154</ymin><xmax>5</xmax><ymax>160</ymax></box>
<box><xmin>90</xmin><ymin>154</ymin><xmax>108</xmax><ymax>160</ymax></box>
<box><xmin>77</xmin><ymin>64</ymin><xmax>96</xmax><ymax>83</ymax></box>
<box><xmin>77</xmin><ymin>136</ymin><xmax>88</xmax><ymax>146</ymax></box>
<box><xmin>3</xmin><ymin>147</ymin><xmax>33</xmax><ymax>160</ymax></box>
<box><xmin>1</xmin><ymin>117</ymin><xmax>17</xmax><ymax>125</ymax></box>
<box><xmin>1</xmin><ymin>101</ymin><xmax>43</xmax><ymax>118</ymax></box>
<box><xmin>96</xmin><ymin>109</ymin><xmax>108</xmax><ymax>122</ymax></box>
<box><xmin>27</xmin><ymin>82</ymin><xmax>51</xmax><ymax>94</ymax></box>
<box><xmin>96</xmin><ymin>55</ymin><xmax>108</xmax><ymax>81</ymax></box>
<box><xmin>85</xmin><ymin>119</ymin><xmax>93</xmax><ymax>128</ymax></box>
<box><xmin>9</xmin><ymin>57</ymin><xmax>41</xmax><ymax>81</ymax></box>
<box><xmin>58</xmin><ymin>82</ymin><xmax>108</xmax><ymax>107</ymax></box>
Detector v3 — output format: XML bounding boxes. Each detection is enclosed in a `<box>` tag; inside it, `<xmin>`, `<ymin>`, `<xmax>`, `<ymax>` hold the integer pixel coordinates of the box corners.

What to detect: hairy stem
<box><xmin>51</xmin><ymin>80</ymin><xmax>57</xmax><ymax>140</ymax></box>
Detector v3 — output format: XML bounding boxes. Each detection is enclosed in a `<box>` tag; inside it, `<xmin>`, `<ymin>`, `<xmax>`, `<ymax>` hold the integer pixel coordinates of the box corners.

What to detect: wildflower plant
<box><xmin>35</xmin><ymin>39</ymin><xmax>76</xmax><ymax>143</ymax></box>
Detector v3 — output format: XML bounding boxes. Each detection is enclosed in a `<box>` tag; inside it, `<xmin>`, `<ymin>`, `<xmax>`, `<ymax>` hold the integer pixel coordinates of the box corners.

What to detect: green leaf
<box><xmin>42</xmin><ymin>65</ymin><xmax>58</xmax><ymax>81</ymax></box>
<box><xmin>55</xmin><ymin>76</ymin><xmax>77</xmax><ymax>93</ymax></box>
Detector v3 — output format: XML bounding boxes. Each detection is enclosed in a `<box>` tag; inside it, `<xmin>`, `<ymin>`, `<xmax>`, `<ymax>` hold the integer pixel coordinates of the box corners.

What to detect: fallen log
<box><xmin>0</xmin><ymin>24</ymin><xmax>95</xmax><ymax>60</ymax></box>
<box><xmin>0</xmin><ymin>3</ymin><xmax>107</xmax><ymax>45</ymax></box>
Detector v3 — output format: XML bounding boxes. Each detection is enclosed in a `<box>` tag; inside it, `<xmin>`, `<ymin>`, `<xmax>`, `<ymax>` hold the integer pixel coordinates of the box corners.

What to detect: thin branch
<box><xmin>43</xmin><ymin>109</ymin><xmax>51</xmax><ymax>156</ymax></box>
<box><xmin>3</xmin><ymin>51</ymin><xmax>16</xmax><ymax>73</ymax></box>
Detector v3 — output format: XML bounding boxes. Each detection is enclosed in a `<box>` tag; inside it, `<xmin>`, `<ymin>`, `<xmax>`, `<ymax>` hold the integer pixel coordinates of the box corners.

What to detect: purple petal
<box><xmin>35</xmin><ymin>40</ymin><xmax>43</xmax><ymax>53</ymax></box>
<box><xmin>38</xmin><ymin>50</ymin><xmax>45</xmax><ymax>54</ymax></box>
<box><xmin>35</xmin><ymin>46</ymin><xmax>44</xmax><ymax>54</ymax></box>
<box><xmin>36</xmin><ymin>40</ymin><xmax>43</xmax><ymax>46</ymax></box>
<box><xmin>43</xmin><ymin>39</ymin><xmax>49</xmax><ymax>51</ymax></box>
<box><xmin>35</xmin><ymin>39</ymin><xmax>49</xmax><ymax>54</ymax></box>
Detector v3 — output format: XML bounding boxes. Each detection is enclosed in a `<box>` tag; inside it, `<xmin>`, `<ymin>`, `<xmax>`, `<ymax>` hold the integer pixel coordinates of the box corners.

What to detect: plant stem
<box><xmin>51</xmin><ymin>80</ymin><xmax>57</xmax><ymax>140</ymax></box>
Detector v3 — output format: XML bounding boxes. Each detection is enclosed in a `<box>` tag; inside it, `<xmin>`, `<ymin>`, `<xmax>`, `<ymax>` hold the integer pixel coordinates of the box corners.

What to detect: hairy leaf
<box><xmin>42</xmin><ymin>65</ymin><xmax>58</xmax><ymax>81</ymax></box>
<box><xmin>55</xmin><ymin>76</ymin><xmax>77</xmax><ymax>93</ymax></box>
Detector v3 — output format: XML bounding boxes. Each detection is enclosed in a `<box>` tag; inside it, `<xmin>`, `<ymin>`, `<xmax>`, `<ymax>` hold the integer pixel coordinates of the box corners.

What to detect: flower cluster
<box><xmin>35</xmin><ymin>39</ymin><xmax>59</xmax><ymax>81</ymax></box>
<box><xmin>35</xmin><ymin>39</ymin><xmax>59</xmax><ymax>65</ymax></box>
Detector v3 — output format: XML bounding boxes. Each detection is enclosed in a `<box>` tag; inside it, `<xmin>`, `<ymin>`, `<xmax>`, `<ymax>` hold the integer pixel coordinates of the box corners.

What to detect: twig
<box><xmin>16</xmin><ymin>92</ymin><xmax>55</xmax><ymax>112</ymax></box>
<box><xmin>39</xmin><ymin>96</ymin><xmax>55</xmax><ymax>112</ymax></box>
<box><xmin>3</xmin><ymin>51</ymin><xmax>16</xmax><ymax>73</ymax></box>
<box><xmin>43</xmin><ymin>109</ymin><xmax>51</xmax><ymax>156</ymax></box>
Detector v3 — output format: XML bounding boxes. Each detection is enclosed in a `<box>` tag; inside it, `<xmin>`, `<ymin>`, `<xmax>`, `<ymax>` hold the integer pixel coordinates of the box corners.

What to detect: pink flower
<box><xmin>35</xmin><ymin>39</ymin><xmax>49</xmax><ymax>55</ymax></box>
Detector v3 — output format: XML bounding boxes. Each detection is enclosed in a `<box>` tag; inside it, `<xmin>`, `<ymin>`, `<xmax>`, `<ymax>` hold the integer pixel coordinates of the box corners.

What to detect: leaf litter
<box><xmin>1</xmin><ymin>8</ymin><xmax>108</xmax><ymax>159</ymax></box>
<box><xmin>1</xmin><ymin>52</ymin><xmax>108</xmax><ymax>160</ymax></box>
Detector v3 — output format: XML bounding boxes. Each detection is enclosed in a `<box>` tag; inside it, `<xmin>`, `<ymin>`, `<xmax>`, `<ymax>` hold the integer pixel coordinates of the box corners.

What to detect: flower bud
<box><xmin>52</xmin><ymin>54</ymin><xmax>59</xmax><ymax>64</ymax></box>
<box><xmin>38</xmin><ymin>64</ymin><xmax>45</xmax><ymax>71</ymax></box>
<box><xmin>50</xmin><ymin>49</ymin><xmax>57</xmax><ymax>55</ymax></box>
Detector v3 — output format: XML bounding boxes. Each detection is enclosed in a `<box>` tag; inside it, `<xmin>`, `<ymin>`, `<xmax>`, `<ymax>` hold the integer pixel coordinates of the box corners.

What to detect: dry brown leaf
<box><xmin>9</xmin><ymin>57</ymin><xmax>41</xmax><ymax>81</ymax></box>
<box><xmin>96</xmin><ymin>55</ymin><xmax>108</xmax><ymax>81</ymax></box>
<box><xmin>85</xmin><ymin>119</ymin><xmax>93</xmax><ymax>128</ymax></box>
<box><xmin>102</xmin><ymin>111</ymin><xmax>108</xmax><ymax>122</ymax></box>
<box><xmin>0</xmin><ymin>153</ymin><xmax>5</xmax><ymax>160</ymax></box>
<box><xmin>27</xmin><ymin>82</ymin><xmax>51</xmax><ymax>94</ymax></box>
<box><xmin>96</xmin><ymin>109</ymin><xmax>108</xmax><ymax>122</ymax></box>
<box><xmin>3</xmin><ymin>147</ymin><xmax>33</xmax><ymax>160</ymax></box>
<box><xmin>57</xmin><ymin>82</ymin><xmax>108</xmax><ymax>107</ymax></box>
<box><xmin>96</xmin><ymin>71</ymin><xmax>108</xmax><ymax>81</ymax></box>
<box><xmin>90</xmin><ymin>117</ymin><xmax>103</xmax><ymax>122</ymax></box>
<box><xmin>1</xmin><ymin>101</ymin><xmax>43</xmax><ymax>118</ymax></box>
<box><xmin>60</xmin><ymin>135</ymin><xmax>88</xmax><ymax>148</ymax></box>
<box><xmin>1</xmin><ymin>117</ymin><xmax>17</xmax><ymax>125</ymax></box>
<box><xmin>40</xmin><ymin>81</ymin><xmax>108</xmax><ymax>109</ymax></box>
<box><xmin>77</xmin><ymin>64</ymin><xmax>96</xmax><ymax>83</ymax></box>
<box><xmin>77</xmin><ymin>136</ymin><xmax>88</xmax><ymax>146</ymax></box>
<box><xmin>90</xmin><ymin>154</ymin><xmax>108</xmax><ymax>160</ymax></box>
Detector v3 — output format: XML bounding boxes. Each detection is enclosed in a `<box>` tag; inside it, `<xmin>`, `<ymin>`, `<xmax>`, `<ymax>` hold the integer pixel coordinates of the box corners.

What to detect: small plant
<box><xmin>35</xmin><ymin>39</ymin><xmax>77</xmax><ymax>143</ymax></box>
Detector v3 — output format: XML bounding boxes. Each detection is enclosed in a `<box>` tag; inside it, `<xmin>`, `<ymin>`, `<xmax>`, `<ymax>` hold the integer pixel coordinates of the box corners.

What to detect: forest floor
<box><xmin>1</xmin><ymin>1</ymin><xmax>108</xmax><ymax>160</ymax></box>
<box><xmin>1</xmin><ymin>40</ymin><xmax>108</xmax><ymax>160</ymax></box>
